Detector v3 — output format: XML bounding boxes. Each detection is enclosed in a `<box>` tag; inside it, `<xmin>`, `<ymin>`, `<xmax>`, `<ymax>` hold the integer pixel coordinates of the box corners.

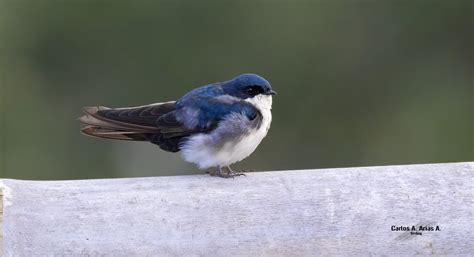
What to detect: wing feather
<box><xmin>79</xmin><ymin>102</ymin><xmax>177</xmax><ymax>143</ymax></box>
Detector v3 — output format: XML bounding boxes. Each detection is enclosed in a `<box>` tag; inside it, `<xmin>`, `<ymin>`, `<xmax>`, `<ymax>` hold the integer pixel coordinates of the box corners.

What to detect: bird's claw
<box><xmin>224</xmin><ymin>171</ymin><xmax>246</xmax><ymax>179</ymax></box>
<box><xmin>208</xmin><ymin>167</ymin><xmax>247</xmax><ymax>178</ymax></box>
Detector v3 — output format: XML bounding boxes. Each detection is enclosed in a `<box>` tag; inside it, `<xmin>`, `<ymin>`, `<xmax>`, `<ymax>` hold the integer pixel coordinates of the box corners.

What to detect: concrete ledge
<box><xmin>1</xmin><ymin>162</ymin><xmax>473</xmax><ymax>256</ymax></box>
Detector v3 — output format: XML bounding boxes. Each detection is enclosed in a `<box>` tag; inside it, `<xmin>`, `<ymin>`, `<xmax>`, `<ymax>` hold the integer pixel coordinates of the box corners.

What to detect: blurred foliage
<box><xmin>0</xmin><ymin>0</ymin><xmax>472</xmax><ymax>179</ymax></box>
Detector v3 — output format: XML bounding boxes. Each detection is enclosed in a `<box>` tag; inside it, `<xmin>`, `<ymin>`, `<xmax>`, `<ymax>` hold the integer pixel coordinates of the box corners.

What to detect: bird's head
<box><xmin>223</xmin><ymin>74</ymin><xmax>276</xmax><ymax>100</ymax></box>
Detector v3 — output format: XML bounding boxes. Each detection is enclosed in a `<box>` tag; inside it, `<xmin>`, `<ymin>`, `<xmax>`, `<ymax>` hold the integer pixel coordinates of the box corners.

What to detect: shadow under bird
<box><xmin>79</xmin><ymin>74</ymin><xmax>276</xmax><ymax>178</ymax></box>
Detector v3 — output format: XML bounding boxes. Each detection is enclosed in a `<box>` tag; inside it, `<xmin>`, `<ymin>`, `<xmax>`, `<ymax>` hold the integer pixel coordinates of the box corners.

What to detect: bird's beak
<box><xmin>265</xmin><ymin>90</ymin><xmax>277</xmax><ymax>96</ymax></box>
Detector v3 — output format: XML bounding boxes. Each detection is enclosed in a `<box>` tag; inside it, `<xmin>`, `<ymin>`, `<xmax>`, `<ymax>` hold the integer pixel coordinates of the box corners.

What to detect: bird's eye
<box><xmin>246</xmin><ymin>85</ymin><xmax>262</xmax><ymax>96</ymax></box>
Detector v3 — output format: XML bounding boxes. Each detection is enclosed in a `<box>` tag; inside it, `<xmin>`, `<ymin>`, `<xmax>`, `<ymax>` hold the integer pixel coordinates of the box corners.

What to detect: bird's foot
<box><xmin>223</xmin><ymin>171</ymin><xmax>246</xmax><ymax>178</ymax></box>
<box><xmin>223</xmin><ymin>166</ymin><xmax>247</xmax><ymax>178</ymax></box>
<box><xmin>207</xmin><ymin>167</ymin><xmax>229</xmax><ymax>178</ymax></box>
<box><xmin>207</xmin><ymin>166</ymin><xmax>247</xmax><ymax>178</ymax></box>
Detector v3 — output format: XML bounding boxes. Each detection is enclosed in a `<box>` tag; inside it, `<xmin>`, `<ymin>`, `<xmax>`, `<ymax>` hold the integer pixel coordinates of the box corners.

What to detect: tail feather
<box><xmin>79</xmin><ymin>101</ymin><xmax>176</xmax><ymax>141</ymax></box>
<box><xmin>81</xmin><ymin>106</ymin><xmax>156</xmax><ymax>130</ymax></box>
<box><xmin>80</xmin><ymin>126</ymin><xmax>146</xmax><ymax>141</ymax></box>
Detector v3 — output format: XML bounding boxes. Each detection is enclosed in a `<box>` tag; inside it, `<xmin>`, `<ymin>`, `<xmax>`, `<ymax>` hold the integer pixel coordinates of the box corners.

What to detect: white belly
<box><xmin>181</xmin><ymin>95</ymin><xmax>272</xmax><ymax>169</ymax></box>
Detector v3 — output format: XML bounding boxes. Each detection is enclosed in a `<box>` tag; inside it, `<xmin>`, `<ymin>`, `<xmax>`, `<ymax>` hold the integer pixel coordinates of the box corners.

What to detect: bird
<box><xmin>79</xmin><ymin>73</ymin><xmax>276</xmax><ymax>178</ymax></box>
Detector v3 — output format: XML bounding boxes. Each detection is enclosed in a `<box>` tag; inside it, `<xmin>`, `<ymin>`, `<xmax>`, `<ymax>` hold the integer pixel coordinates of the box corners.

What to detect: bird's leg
<box><xmin>210</xmin><ymin>166</ymin><xmax>246</xmax><ymax>178</ymax></box>
<box><xmin>225</xmin><ymin>166</ymin><xmax>246</xmax><ymax>178</ymax></box>
<box><xmin>212</xmin><ymin>166</ymin><xmax>225</xmax><ymax>178</ymax></box>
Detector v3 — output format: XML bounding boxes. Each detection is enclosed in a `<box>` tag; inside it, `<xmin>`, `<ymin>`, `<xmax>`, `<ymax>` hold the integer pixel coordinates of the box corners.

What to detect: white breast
<box><xmin>181</xmin><ymin>95</ymin><xmax>273</xmax><ymax>169</ymax></box>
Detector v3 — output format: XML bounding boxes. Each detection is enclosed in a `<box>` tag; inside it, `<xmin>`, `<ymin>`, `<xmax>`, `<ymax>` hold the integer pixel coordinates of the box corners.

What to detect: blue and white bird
<box><xmin>79</xmin><ymin>74</ymin><xmax>276</xmax><ymax>178</ymax></box>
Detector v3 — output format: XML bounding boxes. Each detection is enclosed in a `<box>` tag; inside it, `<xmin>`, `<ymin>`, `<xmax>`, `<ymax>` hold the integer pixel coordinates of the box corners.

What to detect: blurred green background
<box><xmin>0</xmin><ymin>0</ymin><xmax>472</xmax><ymax>180</ymax></box>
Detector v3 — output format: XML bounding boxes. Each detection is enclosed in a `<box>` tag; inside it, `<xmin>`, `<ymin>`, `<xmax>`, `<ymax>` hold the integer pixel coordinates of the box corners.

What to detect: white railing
<box><xmin>1</xmin><ymin>162</ymin><xmax>473</xmax><ymax>256</ymax></box>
